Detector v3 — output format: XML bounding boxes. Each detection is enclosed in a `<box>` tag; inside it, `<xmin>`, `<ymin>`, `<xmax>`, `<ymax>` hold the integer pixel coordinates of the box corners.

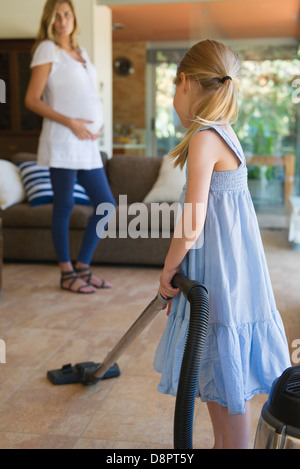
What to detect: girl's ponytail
<box><xmin>170</xmin><ymin>39</ymin><xmax>241</xmax><ymax>169</ymax></box>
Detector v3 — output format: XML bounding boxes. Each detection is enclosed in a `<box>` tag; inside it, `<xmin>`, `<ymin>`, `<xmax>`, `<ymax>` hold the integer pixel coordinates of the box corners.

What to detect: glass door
<box><xmin>146</xmin><ymin>48</ymin><xmax>187</xmax><ymax>157</ymax></box>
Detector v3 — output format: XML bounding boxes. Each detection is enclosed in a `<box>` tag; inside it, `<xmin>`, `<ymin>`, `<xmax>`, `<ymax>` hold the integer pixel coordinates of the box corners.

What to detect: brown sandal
<box><xmin>75</xmin><ymin>267</ymin><xmax>111</xmax><ymax>289</ymax></box>
<box><xmin>60</xmin><ymin>270</ymin><xmax>95</xmax><ymax>294</ymax></box>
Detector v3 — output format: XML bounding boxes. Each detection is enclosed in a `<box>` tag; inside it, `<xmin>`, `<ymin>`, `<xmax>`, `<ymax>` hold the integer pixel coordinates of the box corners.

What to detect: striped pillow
<box><xmin>18</xmin><ymin>162</ymin><xmax>91</xmax><ymax>207</ymax></box>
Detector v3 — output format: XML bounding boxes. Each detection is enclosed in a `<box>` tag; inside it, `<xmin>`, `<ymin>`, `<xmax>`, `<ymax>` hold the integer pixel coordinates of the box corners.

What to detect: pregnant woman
<box><xmin>25</xmin><ymin>0</ymin><xmax>116</xmax><ymax>294</ymax></box>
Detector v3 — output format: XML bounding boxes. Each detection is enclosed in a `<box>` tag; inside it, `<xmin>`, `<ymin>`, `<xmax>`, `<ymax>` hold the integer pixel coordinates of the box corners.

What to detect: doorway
<box><xmin>146</xmin><ymin>47</ymin><xmax>187</xmax><ymax>157</ymax></box>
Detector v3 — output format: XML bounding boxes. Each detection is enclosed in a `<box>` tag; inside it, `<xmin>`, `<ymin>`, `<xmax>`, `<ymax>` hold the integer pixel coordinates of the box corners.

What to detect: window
<box><xmin>147</xmin><ymin>42</ymin><xmax>300</xmax><ymax>216</ymax></box>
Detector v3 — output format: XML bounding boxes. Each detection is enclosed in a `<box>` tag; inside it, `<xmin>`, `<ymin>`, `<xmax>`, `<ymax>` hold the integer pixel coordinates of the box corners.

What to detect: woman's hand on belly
<box><xmin>69</xmin><ymin>118</ymin><xmax>95</xmax><ymax>140</ymax></box>
<box><xmin>91</xmin><ymin>126</ymin><xmax>103</xmax><ymax>141</ymax></box>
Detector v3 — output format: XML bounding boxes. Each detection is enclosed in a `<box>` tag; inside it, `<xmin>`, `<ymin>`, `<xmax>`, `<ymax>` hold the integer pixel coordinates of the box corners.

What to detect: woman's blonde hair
<box><xmin>32</xmin><ymin>0</ymin><xmax>80</xmax><ymax>54</ymax></box>
<box><xmin>170</xmin><ymin>39</ymin><xmax>241</xmax><ymax>168</ymax></box>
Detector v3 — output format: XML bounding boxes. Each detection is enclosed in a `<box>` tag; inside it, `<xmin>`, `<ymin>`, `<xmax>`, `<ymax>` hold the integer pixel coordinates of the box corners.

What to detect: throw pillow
<box><xmin>18</xmin><ymin>161</ymin><xmax>91</xmax><ymax>207</ymax></box>
<box><xmin>0</xmin><ymin>160</ymin><xmax>26</xmax><ymax>210</ymax></box>
<box><xmin>143</xmin><ymin>155</ymin><xmax>186</xmax><ymax>203</ymax></box>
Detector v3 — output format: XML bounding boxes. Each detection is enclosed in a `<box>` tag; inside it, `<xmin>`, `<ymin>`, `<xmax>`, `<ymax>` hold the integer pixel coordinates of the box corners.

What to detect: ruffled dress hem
<box><xmin>154</xmin><ymin>307</ymin><xmax>291</xmax><ymax>415</ymax></box>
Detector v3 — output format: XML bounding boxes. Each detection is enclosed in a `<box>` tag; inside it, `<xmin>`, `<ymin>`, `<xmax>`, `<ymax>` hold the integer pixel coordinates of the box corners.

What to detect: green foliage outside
<box><xmin>234</xmin><ymin>59</ymin><xmax>299</xmax><ymax>160</ymax></box>
<box><xmin>155</xmin><ymin>56</ymin><xmax>299</xmax><ymax>187</ymax></box>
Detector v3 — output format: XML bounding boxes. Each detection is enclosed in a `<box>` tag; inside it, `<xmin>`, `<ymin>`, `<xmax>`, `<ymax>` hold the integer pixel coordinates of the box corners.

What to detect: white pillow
<box><xmin>143</xmin><ymin>155</ymin><xmax>186</xmax><ymax>203</ymax></box>
<box><xmin>0</xmin><ymin>160</ymin><xmax>26</xmax><ymax>210</ymax></box>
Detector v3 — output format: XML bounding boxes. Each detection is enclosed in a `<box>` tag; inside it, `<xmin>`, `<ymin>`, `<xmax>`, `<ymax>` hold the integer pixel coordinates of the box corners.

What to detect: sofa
<box><xmin>0</xmin><ymin>152</ymin><xmax>185</xmax><ymax>266</ymax></box>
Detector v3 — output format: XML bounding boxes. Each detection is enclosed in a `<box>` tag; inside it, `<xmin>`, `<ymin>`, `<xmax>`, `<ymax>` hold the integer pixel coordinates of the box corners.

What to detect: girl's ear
<box><xmin>180</xmin><ymin>72</ymin><xmax>189</xmax><ymax>92</ymax></box>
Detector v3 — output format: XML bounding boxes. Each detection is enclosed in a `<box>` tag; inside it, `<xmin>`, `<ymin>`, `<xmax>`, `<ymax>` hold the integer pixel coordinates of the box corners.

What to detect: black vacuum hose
<box><xmin>171</xmin><ymin>273</ymin><xmax>209</xmax><ymax>449</ymax></box>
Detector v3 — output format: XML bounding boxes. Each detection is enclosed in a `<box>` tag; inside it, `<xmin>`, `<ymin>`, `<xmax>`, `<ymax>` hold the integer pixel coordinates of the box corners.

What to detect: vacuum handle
<box><xmin>172</xmin><ymin>272</ymin><xmax>208</xmax><ymax>300</ymax></box>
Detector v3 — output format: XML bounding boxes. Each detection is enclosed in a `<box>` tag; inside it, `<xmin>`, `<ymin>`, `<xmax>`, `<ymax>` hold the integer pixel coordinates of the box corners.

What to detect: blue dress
<box><xmin>154</xmin><ymin>125</ymin><xmax>291</xmax><ymax>415</ymax></box>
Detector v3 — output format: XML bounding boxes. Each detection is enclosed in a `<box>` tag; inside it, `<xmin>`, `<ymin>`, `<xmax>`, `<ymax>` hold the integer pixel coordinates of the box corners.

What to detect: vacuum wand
<box><xmin>92</xmin><ymin>292</ymin><xmax>169</xmax><ymax>381</ymax></box>
<box><xmin>92</xmin><ymin>272</ymin><xmax>207</xmax><ymax>382</ymax></box>
<box><xmin>47</xmin><ymin>273</ymin><xmax>206</xmax><ymax>387</ymax></box>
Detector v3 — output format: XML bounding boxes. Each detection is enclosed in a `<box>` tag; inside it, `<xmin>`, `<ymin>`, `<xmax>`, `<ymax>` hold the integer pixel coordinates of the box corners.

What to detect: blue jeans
<box><xmin>50</xmin><ymin>167</ymin><xmax>116</xmax><ymax>265</ymax></box>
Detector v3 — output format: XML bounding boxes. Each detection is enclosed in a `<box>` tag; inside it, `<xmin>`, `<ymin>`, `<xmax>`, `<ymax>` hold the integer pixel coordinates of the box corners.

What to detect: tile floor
<box><xmin>0</xmin><ymin>228</ymin><xmax>299</xmax><ymax>449</ymax></box>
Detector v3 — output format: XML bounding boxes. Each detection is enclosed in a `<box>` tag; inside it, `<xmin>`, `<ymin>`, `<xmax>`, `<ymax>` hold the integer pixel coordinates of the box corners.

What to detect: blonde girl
<box><xmin>154</xmin><ymin>39</ymin><xmax>291</xmax><ymax>449</ymax></box>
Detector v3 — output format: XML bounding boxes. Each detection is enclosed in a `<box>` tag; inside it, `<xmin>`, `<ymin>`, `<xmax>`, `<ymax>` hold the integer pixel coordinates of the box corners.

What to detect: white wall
<box><xmin>0</xmin><ymin>0</ymin><xmax>43</xmax><ymax>39</ymax></box>
<box><xmin>0</xmin><ymin>0</ymin><xmax>95</xmax><ymax>57</ymax></box>
<box><xmin>93</xmin><ymin>5</ymin><xmax>113</xmax><ymax>158</ymax></box>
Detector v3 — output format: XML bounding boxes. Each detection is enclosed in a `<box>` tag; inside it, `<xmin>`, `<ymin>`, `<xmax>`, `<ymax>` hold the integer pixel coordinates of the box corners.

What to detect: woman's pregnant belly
<box><xmin>83</xmin><ymin>105</ymin><xmax>103</xmax><ymax>134</ymax></box>
<box><xmin>43</xmin><ymin>98</ymin><xmax>103</xmax><ymax>141</ymax></box>
<box><xmin>45</xmin><ymin>61</ymin><xmax>105</xmax><ymax>136</ymax></box>
<box><xmin>71</xmin><ymin>96</ymin><xmax>103</xmax><ymax>135</ymax></box>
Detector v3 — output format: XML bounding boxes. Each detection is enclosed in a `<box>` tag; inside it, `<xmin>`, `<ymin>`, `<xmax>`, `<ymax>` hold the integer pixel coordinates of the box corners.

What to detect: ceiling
<box><xmin>110</xmin><ymin>0</ymin><xmax>300</xmax><ymax>42</ymax></box>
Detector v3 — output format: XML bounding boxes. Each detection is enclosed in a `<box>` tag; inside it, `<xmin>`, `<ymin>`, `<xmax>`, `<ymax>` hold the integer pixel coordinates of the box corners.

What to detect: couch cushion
<box><xmin>107</xmin><ymin>155</ymin><xmax>162</xmax><ymax>204</ymax></box>
<box><xmin>143</xmin><ymin>155</ymin><xmax>186</xmax><ymax>203</ymax></box>
<box><xmin>0</xmin><ymin>160</ymin><xmax>26</xmax><ymax>210</ymax></box>
<box><xmin>1</xmin><ymin>203</ymin><xmax>93</xmax><ymax>229</ymax></box>
<box><xmin>10</xmin><ymin>153</ymin><xmax>37</xmax><ymax>165</ymax></box>
<box><xmin>18</xmin><ymin>161</ymin><xmax>91</xmax><ymax>207</ymax></box>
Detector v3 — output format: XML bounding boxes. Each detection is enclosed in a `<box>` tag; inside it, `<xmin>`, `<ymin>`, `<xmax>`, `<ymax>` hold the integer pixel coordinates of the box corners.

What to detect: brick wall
<box><xmin>112</xmin><ymin>41</ymin><xmax>146</xmax><ymax>129</ymax></box>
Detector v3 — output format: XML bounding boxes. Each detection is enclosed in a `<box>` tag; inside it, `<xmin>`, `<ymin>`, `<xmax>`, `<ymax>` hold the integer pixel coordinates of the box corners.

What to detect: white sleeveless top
<box><xmin>31</xmin><ymin>40</ymin><xmax>103</xmax><ymax>170</ymax></box>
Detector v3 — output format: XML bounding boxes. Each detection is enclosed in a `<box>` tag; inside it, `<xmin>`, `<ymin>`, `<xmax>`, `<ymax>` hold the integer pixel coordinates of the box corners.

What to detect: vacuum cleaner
<box><xmin>47</xmin><ymin>272</ymin><xmax>210</xmax><ymax>449</ymax></box>
<box><xmin>254</xmin><ymin>365</ymin><xmax>300</xmax><ymax>449</ymax></box>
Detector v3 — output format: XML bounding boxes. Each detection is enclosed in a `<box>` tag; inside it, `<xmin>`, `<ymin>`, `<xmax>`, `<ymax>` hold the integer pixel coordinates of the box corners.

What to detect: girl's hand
<box><xmin>159</xmin><ymin>267</ymin><xmax>180</xmax><ymax>301</ymax></box>
<box><xmin>69</xmin><ymin>118</ymin><xmax>94</xmax><ymax>140</ymax></box>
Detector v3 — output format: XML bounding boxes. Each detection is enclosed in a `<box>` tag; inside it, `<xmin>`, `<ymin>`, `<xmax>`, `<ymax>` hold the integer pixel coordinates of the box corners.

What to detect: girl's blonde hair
<box><xmin>170</xmin><ymin>39</ymin><xmax>241</xmax><ymax>168</ymax></box>
<box><xmin>32</xmin><ymin>0</ymin><xmax>80</xmax><ymax>54</ymax></box>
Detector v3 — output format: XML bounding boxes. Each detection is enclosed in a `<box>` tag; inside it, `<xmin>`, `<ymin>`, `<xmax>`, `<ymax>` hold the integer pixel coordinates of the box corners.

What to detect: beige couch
<box><xmin>0</xmin><ymin>152</ymin><xmax>178</xmax><ymax>266</ymax></box>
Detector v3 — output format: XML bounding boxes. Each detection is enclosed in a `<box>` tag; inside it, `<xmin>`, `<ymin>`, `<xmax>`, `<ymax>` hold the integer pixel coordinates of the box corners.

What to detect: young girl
<box><xmin>25</xmin><ymin>0</ymin><xmax>115</xmax><ymax>293</ymax></box>
<box><xmin>154</xmin><ymin>39</ymin><xmax>291</xmax><ymax>449</ymax></box>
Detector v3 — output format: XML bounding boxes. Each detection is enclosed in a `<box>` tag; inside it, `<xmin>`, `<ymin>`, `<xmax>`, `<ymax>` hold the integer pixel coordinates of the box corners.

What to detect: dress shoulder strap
<box><xmin>196</xmin><ymin>125</ymin><xmax>246</xmax><ymax>167</ymax></box>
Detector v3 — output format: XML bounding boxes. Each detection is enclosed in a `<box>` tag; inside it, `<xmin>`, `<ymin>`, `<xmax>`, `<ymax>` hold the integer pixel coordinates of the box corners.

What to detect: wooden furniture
<box><xmin>113</xmin><ymin>143</ymin><xmax>146</xmax><ymax>156</ymax></box>
<box><xmin>246</xmin><ymin>155</ymin><xmax>295</xmax><ymax>205</ymax></box>
<box><xmin>0</xmin><ymin>39</ymin><xmax>41</xmax><ymax>160</ymax></box>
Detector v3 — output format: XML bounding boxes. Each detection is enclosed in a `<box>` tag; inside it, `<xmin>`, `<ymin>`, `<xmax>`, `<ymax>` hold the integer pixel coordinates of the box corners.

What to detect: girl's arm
<box><xmin>25</xmin><ymin>63</ymin><xmax>94</xmax><ymax>140</ymax></box>
<box><xmin>159</xmin><ymin>130</ymin><xmax>219</xmax><ymax>299</ymax></box>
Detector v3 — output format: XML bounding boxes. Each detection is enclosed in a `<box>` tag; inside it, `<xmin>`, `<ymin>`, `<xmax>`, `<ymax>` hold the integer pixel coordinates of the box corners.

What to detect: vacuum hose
<box><xmin>171</xmin><ymin>273</ymin><xmax>209</xmax><ymax>450</ymax></box>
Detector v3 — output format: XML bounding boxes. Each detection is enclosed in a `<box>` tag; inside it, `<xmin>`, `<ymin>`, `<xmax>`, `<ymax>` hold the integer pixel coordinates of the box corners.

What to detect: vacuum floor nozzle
<box><xmin>47</xmin><ymin>362</ymin><xmax>120</xmax><ymax>386</ymax></box>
